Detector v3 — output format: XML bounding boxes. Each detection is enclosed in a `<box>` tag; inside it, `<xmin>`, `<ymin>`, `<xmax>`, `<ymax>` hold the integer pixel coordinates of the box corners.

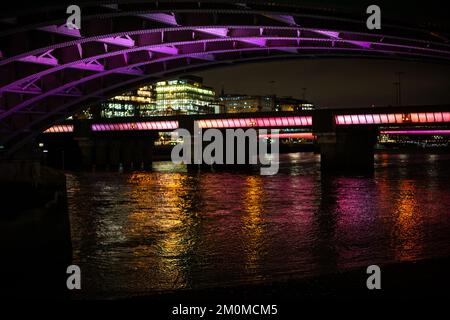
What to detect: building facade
<box><xmin>218</xmin><ymin>94</ymin><xmax>314</xmax><ymax>113</ymax></box>
<box><xmin>275</xmin><ymin>97</ymin><xmax>315</xmax><ymax>112</ymax></box>
<box><xmin>78</xmin><ymin>80</ymin><xmax>315</xmax><ymax>119</ymax></box>
<box><xmin>79</xmin><ymin>76</ymin><xmax>216</xmax><ymax>119</ymax></box>
<box><xmin>218</xmin><ymin>94</ymin><xmax>275</xmax><ymax>113</ymax></box>
<box><xmin>99</xmin><ymin>85</ymin><xmax>157</xmax><ymax>118</ymax></box>
<box><xmin>154</xmin><ymin>76</ymin><xmax>216</xmax><ymax>115</ymax></box>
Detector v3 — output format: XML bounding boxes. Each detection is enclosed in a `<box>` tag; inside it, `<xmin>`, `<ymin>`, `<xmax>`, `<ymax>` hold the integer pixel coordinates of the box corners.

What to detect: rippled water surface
<box><xmin>67</xmin><ymin>153</ymin><xmax>450</xmax><ymax>298</ymax></box>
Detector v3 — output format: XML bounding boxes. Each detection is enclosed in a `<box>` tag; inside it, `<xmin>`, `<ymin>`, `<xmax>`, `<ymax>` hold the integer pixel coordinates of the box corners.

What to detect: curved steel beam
<box><xmin>0</xmin><ymin>27</ymin><xmax>393</xmax><ymax>90</ymax></box>
<box><xmin>2</xmin><ymin>25</ymin><xmax>449</xmax><ymax>83</ymax></box>
<box><xmin>1</xmin><ymin>5</ymin><xmax>448</xmax><ymax>67</ymax></box>
<box><xmin>0</xmin><ymin>44</ymin><xmax>393</xmax><ymax>120</ymax></box>
<box><xmin>2</xmin><ymin>30</ymin><xmax>450</xmax><ymax>123</ymax></box>
<box><xmin>1</xmin><ymin>1</ymin><xmax>448</xmax><ymax>82</ymax></box>
<box><xmin>3</xmin><ymin>42</ymin><xmax>450</xmax><ymax>125</ymax></box>
<box><xmin>1</xmin><ymin>2</ymin><xmax>439</xmax><ymax>38</ymax></box>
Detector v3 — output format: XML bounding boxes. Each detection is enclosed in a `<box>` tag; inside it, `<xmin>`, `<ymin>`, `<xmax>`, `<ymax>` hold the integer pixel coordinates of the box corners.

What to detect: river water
<box><xmin>66</xmin><ymin>153</ymin><xmax>450</xmax><ymax>298</ymax></box>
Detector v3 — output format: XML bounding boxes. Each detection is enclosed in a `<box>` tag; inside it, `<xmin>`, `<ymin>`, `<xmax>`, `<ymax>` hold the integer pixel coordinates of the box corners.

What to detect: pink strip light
<box><xmin>336</xmin><ymin>112</ymin><xmax>450</xmax><ymax>125</ymax></box>
<box><xmin>381</xmin><ymin>130</ymin><xmax>450</xmax><ymax>135</ymax></box>
<box><xmin>91</xmin><ymin>121</ymin><xmax>179</xmax><ymax>131</ymax></box>
<box><xmin>44</xmin><ymin>124</ymin><xmax>74</xmax><ymax>133</ymax></box>
<box><xmin>197</xmin><ymin>116</ymin><xmax>312</xmax><ymax>129</ymax></box>
<box><xmin>259</xmin><ymin>132</ymin><xmax>315</xmax><ymax>140</ymax></box>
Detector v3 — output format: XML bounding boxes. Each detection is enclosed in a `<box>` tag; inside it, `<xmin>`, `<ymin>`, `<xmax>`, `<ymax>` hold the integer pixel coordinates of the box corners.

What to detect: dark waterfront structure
<box><xmin>1</xmin><ymin>0</ymin><xmax>450</xmax><ymax>302</ymax></box>
<box><xmin>39</xmin><ymin>105</ymin><xmax>450</xmax><ymax>172</ymax></box>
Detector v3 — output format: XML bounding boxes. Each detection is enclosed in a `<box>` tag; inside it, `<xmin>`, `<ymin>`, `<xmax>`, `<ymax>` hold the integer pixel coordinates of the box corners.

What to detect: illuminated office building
<box><xmin>154</xmin><ymin>76</ymin><xmax>216</xmax><ymax>115</ymax></box>
<box><xmin>100</xmin><ymin>85</ymin><xmax>157</xmax><ymax>118</ymax></box>
<box><xmin>80</xmin><ymin>76</ymin><xmax>215</xmax><ymax>119</ymax></box>
<box><xmin>209</xmin><ymin>102</ymin><xmax>226</xmax><ymax>114</ymax></box>
<box><xmin>218</xmin><ymin>94</ymin><xmax>314</xmax><ymax>113</ymax></box>
<box><xmin>275</xmin><ymin>97</ymin><xmax>315</xmax><ymax>112</ymax></box>
<box><xmin>219</xmin><ymin>95</ymin><xmax>275</xmax><ymax>113</ymax></box>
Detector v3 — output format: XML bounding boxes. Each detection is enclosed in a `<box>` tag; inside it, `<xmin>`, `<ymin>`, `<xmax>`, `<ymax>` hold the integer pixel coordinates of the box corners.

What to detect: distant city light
<box><xmin>259</xmin><ymin>132</ymin><xmax>315</xmax><ymax>140</ymax></box>
<box><xmin>197</xmin><ymin>116</ymin><xmax>312</xmax><ymax>128</ymax></box>
<box><xmin>381</xmin><ymin>130</ymin><xmax>450</xmax><ymax>135</ymax></box>
<box><xmin>91</xmin><ymin>121</ymin><xmax>179</xmax><ymax>131</ymax></box>
<box><xmin>336</xmin><ymin>112</ymin><xmax>450</xmax><ymax>125</ymax></box>
<box><xmin>44</xmin><ymin>125</ymin><xmax>74</xmax><ymax>133</ymax></box>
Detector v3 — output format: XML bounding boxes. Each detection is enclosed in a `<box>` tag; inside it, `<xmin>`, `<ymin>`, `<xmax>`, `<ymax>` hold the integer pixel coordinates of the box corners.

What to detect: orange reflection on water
<box><xmin>242</xmin><ymin>176</ymin><xmax>266</xmax><ymax>277</ymax></box>
<box><xmin>126</xmin><ymin>173</ymin><xmax>198</xmax><ymax>290</ymax></box>
<box><xmin>391</xmin><ymin>180</ymin><xmax>424</xmax><ymax>262</ymax></box>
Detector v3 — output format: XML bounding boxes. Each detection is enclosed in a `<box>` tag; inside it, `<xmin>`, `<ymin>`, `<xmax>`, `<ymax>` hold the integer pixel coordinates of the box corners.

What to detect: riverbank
<box><xmin>75</xmin><ymin>256</ymin><xmax>449</xmax><ymax>302</ymax></box>
<box><xmin>0</xmin><ymin>162</ymin><xmax>72</xmax><ymax>299</ymax></box>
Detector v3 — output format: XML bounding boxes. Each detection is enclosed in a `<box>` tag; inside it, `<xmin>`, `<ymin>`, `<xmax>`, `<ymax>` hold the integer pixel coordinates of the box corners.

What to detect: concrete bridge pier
<box><xmin>75</xmin><ymin>137</ymin><xmax>94</xmax><ymax>170</ymax></box>
<box><xmin>313</xmin><ymin>110</ymin><xmax>378</xmax><ymax>174</ymax></box>
<box><xmin>88</xmin><ymin>135</ymin><xmax>156</xmax><ymax>171</ymax></box>
<box><xmin>212</xmin><ymin>128</ymin><xmax>260</xmax><ymax>173</ymax></box>
<box><xmin>74</xmin><ymin>120</ymin><xmax>157</xmax><ymax>171</ymax></box>
<box><xmin>178</xmin><ymin>118</ymin><xmax>211</xmax><ymax>173</ymax></box>
<box><xmin>317</xmin><ymin>128</ymin><xmax>378</xmax><ymax>174</ymax></box>
<box><xmin>181</xmin><ymin>120</ymin><xmax>262</xmax><ymax>173</ymax></box>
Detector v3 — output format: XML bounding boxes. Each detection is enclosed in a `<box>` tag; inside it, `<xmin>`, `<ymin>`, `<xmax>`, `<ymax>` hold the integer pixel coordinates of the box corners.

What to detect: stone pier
<box><xmin>314</xmin><ymin>110</ymin><xmax>378</xmax><ymax>173</ymax></box>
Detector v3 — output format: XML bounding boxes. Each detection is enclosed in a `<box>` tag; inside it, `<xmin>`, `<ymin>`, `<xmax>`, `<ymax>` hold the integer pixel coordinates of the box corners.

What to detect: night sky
<box><xmin>195</xmin><ymin>58</ymin><xmax>450</xmax><ymax>108</ymax></box>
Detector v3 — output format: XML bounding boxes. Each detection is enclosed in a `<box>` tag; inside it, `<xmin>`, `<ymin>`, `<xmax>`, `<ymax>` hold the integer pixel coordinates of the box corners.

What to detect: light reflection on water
<box><xmin>67</xmin><ymin>153</ymin><xmax>450</xmax><ymax>298</ymax></box>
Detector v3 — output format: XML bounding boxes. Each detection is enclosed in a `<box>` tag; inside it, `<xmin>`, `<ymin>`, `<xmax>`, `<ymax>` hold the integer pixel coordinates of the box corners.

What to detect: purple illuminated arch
<box><xmin>1</xmin><ymin>1</ymin><xmax>450</xmax><ymax>156</ymax></box>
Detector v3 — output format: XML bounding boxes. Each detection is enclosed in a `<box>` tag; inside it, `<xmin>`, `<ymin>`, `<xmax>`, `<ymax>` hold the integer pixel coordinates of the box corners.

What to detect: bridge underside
<box><xmin>1</xmin><ymin>1</ymin><xmax>450</xmax><ymax>157</ymax></box>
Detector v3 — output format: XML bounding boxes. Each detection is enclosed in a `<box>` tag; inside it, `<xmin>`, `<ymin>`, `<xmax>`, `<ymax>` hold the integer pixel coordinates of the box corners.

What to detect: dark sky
<box><xmin>195</xmin><ymin>58</ymin><xmax>450</xmax><ymax>108</ymax></box>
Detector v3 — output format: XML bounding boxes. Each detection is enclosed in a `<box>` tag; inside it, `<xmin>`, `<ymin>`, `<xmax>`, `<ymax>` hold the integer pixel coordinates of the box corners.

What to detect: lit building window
<box><xmin>77</xmin><ymin>76</ymin><xmax>215</xmax><ymax>119</ymax></box>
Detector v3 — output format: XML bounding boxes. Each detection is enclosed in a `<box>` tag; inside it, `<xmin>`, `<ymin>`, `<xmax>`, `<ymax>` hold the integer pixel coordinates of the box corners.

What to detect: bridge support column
<box><xmin>180</xmin><ymin>120</ymin><xmax>268</xmax><ymax>173</ymax></box>
<box><xmin>72</xmin><ymin>118</ymin><xmax>157</xmax><ymax>171</ymax></box>
<box><xmin>212</xmin><ymin>128</ymin><xmax>260</xmax><ymax>173</ymax></box>
<box><xmin>179</xmin><ymin>118</ymin><xmax>208</xmax><ymax>173</ymax></box>
<box><xmin>73</xmin><ymin>120</ymin><xmax>94</xmax><ymax>170</ymax></box>
<box><xmin>317</xmin><ymin>128</ymin><xmax>378</xmax><ymax>173</ymax></box>
<box><xmin>94</xmin><ymin>140</ymin><xmax>108</xmax><ymax>170</ymax></box>
<box><xmin>82</xmin><ymin>135</ymin><xmax>156</xmax><ymax>172</ymax></box>
<box><xmin>121</xmin><ymin>134</ymin><xmax>155</xmax><ymax>171</ymax></box>
<box><xmin>313</xmin><ymin>110</ymin><xmax>378</xmax><ymax>173</ymax></box>
<box><xmin>75</xmin><ymin>137</ymin><xmax>94</xmax><ymax>170</ymax></box>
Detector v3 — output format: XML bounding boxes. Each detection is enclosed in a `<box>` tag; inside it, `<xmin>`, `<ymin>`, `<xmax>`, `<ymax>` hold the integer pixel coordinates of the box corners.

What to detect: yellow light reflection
<box><xmin>392</xmin><ymin>180</ymin><xmax>424</xmax><ymax>262</ymax></box>
<box><xmin>125</xmin><ymin>173</ymin><xmax>199</xmax><ymax>290</ymax></box>
<box><xmin>242</xmin><ymin>176</ymin><xmax>266</xmax><ymax>277</ymax></box>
